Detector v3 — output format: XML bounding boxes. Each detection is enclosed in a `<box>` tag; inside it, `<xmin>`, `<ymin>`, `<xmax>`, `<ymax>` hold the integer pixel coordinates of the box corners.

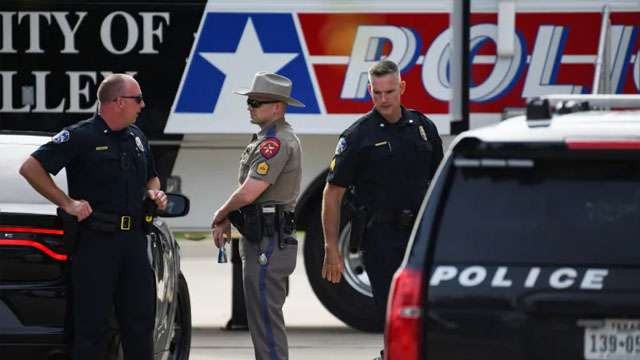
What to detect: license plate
<box><xmin>584</xmin><ymin>319</ymin><xmax>640</xmax><ymax>360</ymax></box>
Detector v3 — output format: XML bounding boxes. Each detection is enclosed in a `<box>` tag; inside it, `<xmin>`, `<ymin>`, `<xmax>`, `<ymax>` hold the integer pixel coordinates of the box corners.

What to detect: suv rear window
<box><xmin>433</xmin><ymin>155</ymin><xmax>640</xmax><ymax>266</ymax></box>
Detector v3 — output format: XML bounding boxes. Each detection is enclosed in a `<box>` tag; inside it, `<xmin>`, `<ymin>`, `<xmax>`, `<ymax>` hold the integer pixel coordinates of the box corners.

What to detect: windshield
<box><xmin>433</xmin><ymin>155</ymin><xmax>640</xmax><ymax>266</ymax></box>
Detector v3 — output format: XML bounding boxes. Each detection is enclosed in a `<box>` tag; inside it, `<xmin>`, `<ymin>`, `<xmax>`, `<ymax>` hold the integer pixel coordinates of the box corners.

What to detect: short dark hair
<box><xmin>97</xmin><ymin>74</ymin><xmax>131</xmax><ymax>103</ymax></box>
<box><xmin>368</xmin><ymin>59</ymin><xmax>400</xmax><ymax>82</ymax></box>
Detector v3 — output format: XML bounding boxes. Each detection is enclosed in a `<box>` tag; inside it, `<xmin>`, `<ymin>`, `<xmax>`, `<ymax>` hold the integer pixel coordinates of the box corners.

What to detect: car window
<box><xmin>433</xmin><ymin>155</ymin><xmax>640</xmax><ymax>266</ymax></box>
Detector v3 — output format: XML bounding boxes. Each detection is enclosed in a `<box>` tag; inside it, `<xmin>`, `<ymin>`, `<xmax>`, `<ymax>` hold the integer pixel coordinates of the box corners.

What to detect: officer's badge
<box><xmin>135</xmin><ymin>136</ymin><xmax>145</xmax><ymax>152</ymax></box>
<box><xmin>259</xmin><ymin>138</ymin><xmax>280</xmax><ymax>159</ymax></box>
<box><xmin>335</xmin><ymin>137</ymin><xmax>347</xmax><ymax>155</ymax></box>
<box><xmin>330</xmin><ymin>158</ymin><xmax>336</xmax><ymax>171</ymax></box>
<box><xmin>256</xmin><ymin>162</ymin><xmax>269</xmax><ymax>175</ymax></box>
<box><xmin>419</xmin><ymin>126</ymin><xmax>428</xmax><ymax>142</ymax></box>
<box><xmin>52</xmin><ymin>130</ymin><xmax>70</xmax><ymax>144</ymax></box>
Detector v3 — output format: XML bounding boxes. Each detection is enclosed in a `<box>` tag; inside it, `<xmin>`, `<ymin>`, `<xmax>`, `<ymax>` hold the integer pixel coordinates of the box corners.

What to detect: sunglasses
<box><xmin>119</xmin><ymin>95</ymin><xmax>144</xmax><ymax>104</ymax></box>
<box><xmin>247</xmin><ymin>98</ymin><xmax>279</xmax><ymax>108</ymax></box>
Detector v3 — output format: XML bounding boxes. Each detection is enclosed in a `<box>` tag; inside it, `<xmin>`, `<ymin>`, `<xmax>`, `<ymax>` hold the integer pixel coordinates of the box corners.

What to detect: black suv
<box><xmin>0</xmin><ymin>133</ymin><xmax>192</xmax><ymax>360</ymax></box>
<box><xmin>385</xmin><ymin>95</ymin><xmax>640</xmax><ymax>360</ymax></box>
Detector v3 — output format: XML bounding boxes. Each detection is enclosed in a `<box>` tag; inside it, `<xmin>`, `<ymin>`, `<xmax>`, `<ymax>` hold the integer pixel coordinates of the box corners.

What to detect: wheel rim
<box><xmin>338</xmin><ymin>223</ymin><xmax>373</xmax><ymax>297</ymax></box>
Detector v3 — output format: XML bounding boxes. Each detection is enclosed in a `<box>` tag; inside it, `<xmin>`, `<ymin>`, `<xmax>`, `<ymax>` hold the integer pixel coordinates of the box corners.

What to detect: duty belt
<box><xmin>228</xmin><ymin>204</ymin><xmax>296</xmax><ymax>244</ymax></box>
<box><xmin>370</xmin><ymin>209</ymin><xmax>416</xmax><ymax>227</ymax></box>
<box><xmin>84</xmin><ymin>211</ymin><xmax>150</xmax><ymax>232</ymax></box>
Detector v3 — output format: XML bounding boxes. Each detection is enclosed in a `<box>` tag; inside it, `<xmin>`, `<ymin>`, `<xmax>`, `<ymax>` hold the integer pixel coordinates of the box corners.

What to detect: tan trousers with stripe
<box><xmin>240</xmin><ymin>234</ymin><xmax>297</xmax><ymax>360</ymax></box>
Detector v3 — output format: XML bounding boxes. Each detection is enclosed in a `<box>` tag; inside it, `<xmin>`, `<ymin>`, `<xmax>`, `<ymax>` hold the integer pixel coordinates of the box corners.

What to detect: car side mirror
<box><xmin>158</xmin><ymin>193</ymin><xmax>190</xmax><ymax>218</ymax></box>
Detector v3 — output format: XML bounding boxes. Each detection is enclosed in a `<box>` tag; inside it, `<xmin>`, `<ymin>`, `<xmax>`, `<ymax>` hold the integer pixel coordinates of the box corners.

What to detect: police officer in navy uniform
<box><xmin>212</xmin><ymin>72</ymin><xmax>303</xmax><ymax>360</ymax></box>
<box><xmin>19</xmin><ymin>74</ymin><xmax>167</xmax><ymax>360</ymax></box>
<box><xmin>321</xmin><ymin>59</ymin><xmax>443</xmax><ymax>352</ymax></box>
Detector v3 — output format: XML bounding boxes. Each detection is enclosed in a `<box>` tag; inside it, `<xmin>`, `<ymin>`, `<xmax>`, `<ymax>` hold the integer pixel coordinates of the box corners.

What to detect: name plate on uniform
<box><xmin>584</xmin><ymin>319</ymin><xmax>640</xmax><ymax>360</ymax></box>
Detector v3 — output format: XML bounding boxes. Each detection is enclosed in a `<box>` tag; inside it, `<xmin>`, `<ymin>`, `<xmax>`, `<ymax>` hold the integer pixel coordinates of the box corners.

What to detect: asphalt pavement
<box><xmin>190</xmin><ymin>327</ymin><xmax>381</xmax><ymax>360</ymax></box>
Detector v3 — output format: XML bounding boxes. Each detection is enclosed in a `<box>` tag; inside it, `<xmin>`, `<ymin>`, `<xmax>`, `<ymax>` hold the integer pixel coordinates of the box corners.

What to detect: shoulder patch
<box><xmin>259</xmin><ymin>138</ymin><xmax>281</xmax><ymax>159</ymax></box>
<box><xmin>52</xmin><ymin>130</ymin><xmax>70</xmax><ymax>144</ymax></box>
<box><xmin>256</xmin><ymin>161</ymin><xmax>269</xmax><ymax>175</ymax></box>
<box><xmin>335</xmin><ymin>137</ymin><xmax>347</xmax><ymax>155</ymax></box>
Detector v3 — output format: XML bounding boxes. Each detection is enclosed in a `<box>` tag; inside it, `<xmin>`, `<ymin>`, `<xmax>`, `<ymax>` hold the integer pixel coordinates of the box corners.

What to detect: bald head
<box><xmin>97</xmin><ymin>74</ymin><xmax>145</xmax><ymax>130</ymax></box>
<box><xmin>97</xmin><ymin>74</ymin><xmax>135</xmax><ymax>103</ymax></box>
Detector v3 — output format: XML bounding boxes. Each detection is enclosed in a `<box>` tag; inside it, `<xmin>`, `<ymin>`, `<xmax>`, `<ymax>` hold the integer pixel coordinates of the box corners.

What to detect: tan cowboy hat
<box><xmin>234</xmin><ymin>71</ymin><xmax>305</xmax><ymax>107</ymax></box>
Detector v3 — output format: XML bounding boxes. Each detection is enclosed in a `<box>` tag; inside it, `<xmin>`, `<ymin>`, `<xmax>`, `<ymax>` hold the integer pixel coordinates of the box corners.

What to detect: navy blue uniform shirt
<box><xmin>32</xmin><ymin>114</ymin><xmax>158</xmax><ymax>215</ymax></box>
<box><xmin>327</xmin><ymin>107</ymin><xmax>443</xmax><ymax>212</ymax></box>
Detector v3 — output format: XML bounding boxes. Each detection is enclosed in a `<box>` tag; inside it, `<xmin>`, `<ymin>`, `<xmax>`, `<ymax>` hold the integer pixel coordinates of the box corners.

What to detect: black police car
<box><xmin>0</xmin><ymin>133</ymin><xmax>192</xmax><ymax>360</ymax></box>
<box><xmin>385</xmin><ymin>95</ymin><xmax>640</xmax><ymax>360</ymax></box>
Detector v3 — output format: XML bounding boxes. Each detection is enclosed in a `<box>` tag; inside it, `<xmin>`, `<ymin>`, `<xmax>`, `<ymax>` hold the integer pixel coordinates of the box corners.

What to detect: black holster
<box><xmin>279</xmin><ymin>210</ymin><xmax>295</xmax><ymax>235</ymax></box>
<box><xmin>142</xmin><ymin>198</ymin><xmax>157</xmax><ymax>234</ymax></box>
<box><xmin>57</xmin><ymin>208</ymin><xmax>79</xmax><ymax>255</ymax></box>
<box><xmin>278</xmin><ymin>210</ymin><xmax>296</xmax><ymax>249</ymax></box>
<box><xmin>229</xmin><ymin>205</ymin><xmax>263</xmax><ymax>243</ymax></box>
<box><xmin>228</xmin><ymin>209</ymin><xmax>244</xmax><ymax>235</ymax></box>
<box><xmin>349</xmin><ymin>205</ymin><xmax>368</xmax><ymax>253</ymax></box>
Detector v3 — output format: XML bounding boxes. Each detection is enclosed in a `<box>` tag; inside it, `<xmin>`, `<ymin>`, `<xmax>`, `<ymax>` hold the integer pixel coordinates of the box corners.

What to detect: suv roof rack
<box><xmin>526</xmin><ymin>94</ymin><xmax>640</xmax><ymax>125</ymax></box>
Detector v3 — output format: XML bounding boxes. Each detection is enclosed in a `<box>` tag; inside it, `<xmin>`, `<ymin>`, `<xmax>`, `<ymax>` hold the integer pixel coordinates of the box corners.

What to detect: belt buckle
<box><xmin>120</xmin><ymin>215</ymin><xmax>132</xmax><ymax>231</ymax></box>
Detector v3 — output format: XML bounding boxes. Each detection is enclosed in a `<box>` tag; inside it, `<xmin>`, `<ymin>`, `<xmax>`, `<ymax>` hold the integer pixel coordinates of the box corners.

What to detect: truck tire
<box><xmin>303</xmin><ymin>204</ymin><xmax>384</xmax><ymax>333</ymax></box>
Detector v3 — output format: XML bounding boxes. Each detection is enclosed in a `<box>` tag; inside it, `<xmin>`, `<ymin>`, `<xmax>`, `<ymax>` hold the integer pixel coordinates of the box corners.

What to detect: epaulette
<box><xmin>67</xmin><ymin>117</ymin><xmax>93</xmax><ymax>131</ymax></box>
<box><xmin>406</xmin><ymin>108</ymin><xmax>428</xmax><ymax>121</ymax></box>
<box><xmin>129</xmin><ymin>124</ymin><xmax>145</xmax><ymax>137</ymax></box>
<box><xmin>407</xmin><ymin>109</ymin><xmax>437</xmax><ymax>128</ymax></box>
<box><xmin>340</xmin><ymin>111</ymin><xmax>374</xmax><ymax>138</ymax></box>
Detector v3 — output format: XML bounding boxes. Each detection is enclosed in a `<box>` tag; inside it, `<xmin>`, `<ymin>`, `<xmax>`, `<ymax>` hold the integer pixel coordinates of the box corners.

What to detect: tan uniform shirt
<box><xmin>239</xmin><ymin>119</ymin><xmax>302</xmax><ymax>211</ymax></box>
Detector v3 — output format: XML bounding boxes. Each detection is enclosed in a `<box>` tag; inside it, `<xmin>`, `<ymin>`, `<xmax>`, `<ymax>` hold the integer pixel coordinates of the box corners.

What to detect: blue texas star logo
<box><xmin>174</xmin><ymin>13</ymin><xmax>319</xmax><ymax>115</ymax></box>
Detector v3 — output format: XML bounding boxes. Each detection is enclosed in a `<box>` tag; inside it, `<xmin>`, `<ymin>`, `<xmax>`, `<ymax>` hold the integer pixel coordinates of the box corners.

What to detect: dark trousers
<box><xmin>362</xmin><ymin>223</ymin><xmax>412</xmax><ymax>321</ymax></box>
<box><xmin>71</xmin><ymin>228</ymin><xmax>155</xmax><ymax>360</ymax></box>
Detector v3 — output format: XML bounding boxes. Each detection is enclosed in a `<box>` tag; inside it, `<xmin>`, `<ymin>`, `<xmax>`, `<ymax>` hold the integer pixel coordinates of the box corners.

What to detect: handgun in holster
<box><xmin>57</xmin><ymin>208</ymin><xmax>79</xmax><ymax>255</ymax></box>
<box><xmin>278</xmin><ymin>209</ymin><xmax>296</xmax><ymax>249</ymax></box>
<box><xmin>142</xmin><ymin>197</ymin><xmax>157</xmax><ymax>234</ymax></box>
<box><xmin>348</xmin><ymin>205</ymin><xmax>368</xmax><ymax>253</ymax></box>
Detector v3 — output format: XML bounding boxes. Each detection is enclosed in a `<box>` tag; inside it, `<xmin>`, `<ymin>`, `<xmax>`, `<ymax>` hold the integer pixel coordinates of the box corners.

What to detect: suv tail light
<box><xmin>0</xmin><ymin>226</ymin><xmax>67</xmax><ymax>261</ymax></box>
<box><xmin>385</xmin><ymin>267</ymin><xmax>423</xmax><ymax>360</ymax></box>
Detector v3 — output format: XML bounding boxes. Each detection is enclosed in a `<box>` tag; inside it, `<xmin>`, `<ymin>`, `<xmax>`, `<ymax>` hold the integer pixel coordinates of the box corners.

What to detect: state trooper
<box><xmin>211</xmin><ymin>72</ymin><xmax>303</xmax><ymax>360</ymax></box>
<box><xmin>19</xmin><ymin>74</ymin><xmax>167</xmax><ymax>359</ymax></box>
<box><xmin>321</xmin><ymin>59</ymin><xmax>443</xmax><ymax>358</ymax></box>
